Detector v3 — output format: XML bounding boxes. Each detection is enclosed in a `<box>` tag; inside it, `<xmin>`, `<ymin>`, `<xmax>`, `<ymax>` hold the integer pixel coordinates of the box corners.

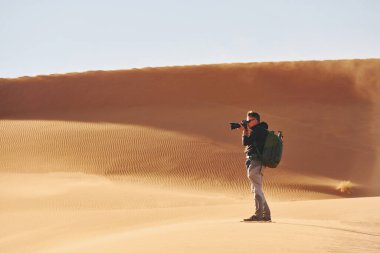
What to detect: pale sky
<box><xmin>0</xmin><ymin>0</ymin><xmax>379</xmax><ymax>78</ymax></box>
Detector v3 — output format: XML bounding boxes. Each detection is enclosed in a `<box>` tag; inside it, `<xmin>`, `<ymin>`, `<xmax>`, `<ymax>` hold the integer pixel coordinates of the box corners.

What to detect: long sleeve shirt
<box><xmin>242</xmin><ymin>122</ymin><xmax>269</xmax><ymax>156</ymax></box>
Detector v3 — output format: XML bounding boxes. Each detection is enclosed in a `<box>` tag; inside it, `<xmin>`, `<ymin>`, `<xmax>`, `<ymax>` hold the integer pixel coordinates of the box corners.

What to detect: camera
<box><xmin>230</xmin><ymin>119</ymin><xmax>249</xmax><ymax>130</ymax></box>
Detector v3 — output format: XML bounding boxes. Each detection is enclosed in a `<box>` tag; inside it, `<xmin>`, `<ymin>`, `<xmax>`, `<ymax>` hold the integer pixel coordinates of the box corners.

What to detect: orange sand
<box><xmin>0</xmin><ymin>59</ymin><xmax>379</xmax><ymax>252</ymax></box>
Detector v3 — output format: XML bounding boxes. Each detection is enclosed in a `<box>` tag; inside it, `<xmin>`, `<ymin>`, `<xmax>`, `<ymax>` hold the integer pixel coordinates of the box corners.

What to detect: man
<box><xmin>239</xmin><ymin>111</ymin><xmax>271</xmax><ymax>222</ymax></box>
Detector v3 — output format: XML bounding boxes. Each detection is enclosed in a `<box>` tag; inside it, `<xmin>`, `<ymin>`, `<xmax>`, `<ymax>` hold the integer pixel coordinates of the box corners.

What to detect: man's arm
<box><xmin>241</xmin><ymin>127</ymin><xmax>252</xmax><ymax>146</ymax></box>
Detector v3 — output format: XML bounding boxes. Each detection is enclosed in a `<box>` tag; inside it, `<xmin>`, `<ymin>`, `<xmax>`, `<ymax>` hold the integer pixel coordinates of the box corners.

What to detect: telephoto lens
<box><xmin>230</xmin><ymin>119</ymin><xmax>249</xmax><ymax>130</ymax></box>
<box><xmin>229</xmin><ymin>122</ymin><xmax>241</xmax><ymax>130</ymax></box>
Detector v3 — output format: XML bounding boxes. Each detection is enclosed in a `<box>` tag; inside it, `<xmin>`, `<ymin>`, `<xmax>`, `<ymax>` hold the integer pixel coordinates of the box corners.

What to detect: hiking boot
<box><xmin>243</xmin><ymin>215</ymin><xmax>262</xmax><ymax>221</ymax></box>
<box><xmin>262</xmin><ymin>216</ymin><xmax>272</xmax><ymax>222</ymax></box>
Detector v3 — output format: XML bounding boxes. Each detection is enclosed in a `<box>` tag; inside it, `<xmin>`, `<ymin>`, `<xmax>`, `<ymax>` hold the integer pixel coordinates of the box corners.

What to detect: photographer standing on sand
<box><xmin>239</xmin><ymin>111</ymin><xmax>271</xmax><ymax>222</ymax></box>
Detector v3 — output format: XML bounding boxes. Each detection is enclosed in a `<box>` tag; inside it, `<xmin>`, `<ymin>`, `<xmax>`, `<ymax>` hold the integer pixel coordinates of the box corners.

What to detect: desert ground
<box><xmin>1</xmin><ymin>59</ymin><xmax>379</xmax><ymax>252</ymax></box>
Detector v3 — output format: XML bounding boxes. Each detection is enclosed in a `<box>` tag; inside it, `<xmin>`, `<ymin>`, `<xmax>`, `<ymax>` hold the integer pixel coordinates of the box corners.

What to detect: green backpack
<box><xmin>255</xmin><ymin>131</ymin><xmax>283</xmax><ymax>168</ymax></box>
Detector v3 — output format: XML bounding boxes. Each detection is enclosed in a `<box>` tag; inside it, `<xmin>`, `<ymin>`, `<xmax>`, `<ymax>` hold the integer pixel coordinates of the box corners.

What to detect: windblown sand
<box><xmin>1</xmin><ymin>59</ymin><xmax>379</xmax><ymax>252</ymax></box>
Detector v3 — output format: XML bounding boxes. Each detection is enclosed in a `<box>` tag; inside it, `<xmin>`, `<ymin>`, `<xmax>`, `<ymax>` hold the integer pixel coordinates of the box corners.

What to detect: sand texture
<box><xmin>1</xmin><ymin>59</ymin><xmax>380</xmax><ymax>252</ymax></box>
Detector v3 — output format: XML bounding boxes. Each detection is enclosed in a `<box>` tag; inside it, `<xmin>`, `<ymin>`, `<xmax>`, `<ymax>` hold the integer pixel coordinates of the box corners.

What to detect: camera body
<box><xmin>229</xmin><ymin>119</ymin><xmax>249</xmax><ymax>130</ymax></box>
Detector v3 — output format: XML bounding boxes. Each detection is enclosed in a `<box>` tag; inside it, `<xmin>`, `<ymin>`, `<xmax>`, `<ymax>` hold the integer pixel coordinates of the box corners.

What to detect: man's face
<box><xmin>247</xmin><ymin>116</ymin><xmax>258</xmax><ymax>128</ymax></box>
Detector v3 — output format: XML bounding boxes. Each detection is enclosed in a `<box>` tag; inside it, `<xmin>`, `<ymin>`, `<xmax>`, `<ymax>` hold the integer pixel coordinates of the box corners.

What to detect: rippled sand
<box><xmin>1</xmin><ymin>59</ymin><xmax>379</xmax><ymax>252</ymax></box>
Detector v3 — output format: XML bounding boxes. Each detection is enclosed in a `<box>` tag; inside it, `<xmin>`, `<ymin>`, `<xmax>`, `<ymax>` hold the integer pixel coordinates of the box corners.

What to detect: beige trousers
<box><xmin>246</xmin><ymin>158</ymin><xmax>271</xmax><ymax>217</ymax></box>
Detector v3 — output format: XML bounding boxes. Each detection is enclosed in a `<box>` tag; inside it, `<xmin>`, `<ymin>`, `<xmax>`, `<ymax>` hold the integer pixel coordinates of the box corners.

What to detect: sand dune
<box><xmin>1</xmin><ymin>59</ymin><xmax>379</xmax><ymax>195</ymax></box>
<box><xmin>0</xmin><ymin>119</ymin><xmax>353</xmax><ymax>200</ymax></box>
<box><xmin>1</xmin><ymin>59</ymin><xmax>380</xmax><ymax>252</ymax></box>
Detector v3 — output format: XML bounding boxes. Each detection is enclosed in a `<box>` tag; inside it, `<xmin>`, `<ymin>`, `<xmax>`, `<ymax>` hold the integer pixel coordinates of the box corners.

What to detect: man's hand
<box><xmin>239</xmin><ymin>124</ymin><xmax>251</xmax><ymax>136</ymax></box>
